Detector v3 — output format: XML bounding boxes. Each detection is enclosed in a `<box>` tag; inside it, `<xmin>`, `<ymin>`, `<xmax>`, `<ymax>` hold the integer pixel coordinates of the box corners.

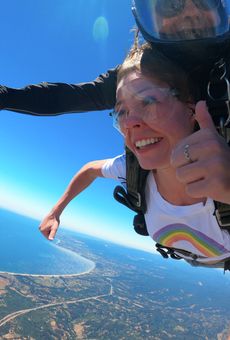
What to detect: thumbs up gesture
<box><xmin>171</xmin><ymin>101</ymin><xmax>230</xmax><ymax>204</ymax></box>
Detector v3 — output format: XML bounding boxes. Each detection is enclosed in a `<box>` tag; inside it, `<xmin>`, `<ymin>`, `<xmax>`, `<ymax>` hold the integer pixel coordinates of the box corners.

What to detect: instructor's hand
<box><xmin>171</xmin><ymin>101</ymin><xmax>230</xmax><ymax>204</ymax></box>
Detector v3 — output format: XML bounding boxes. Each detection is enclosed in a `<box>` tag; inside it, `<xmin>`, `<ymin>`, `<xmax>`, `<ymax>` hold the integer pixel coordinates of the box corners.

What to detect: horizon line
<box><xmin>0</xmin><ymin>205</ymin><xmax>156</xmax><ymax>255</ymax></box>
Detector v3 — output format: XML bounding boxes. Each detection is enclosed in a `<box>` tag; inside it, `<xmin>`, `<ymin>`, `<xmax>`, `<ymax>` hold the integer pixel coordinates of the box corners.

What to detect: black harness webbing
<box><xmin>214</xmin><ymin>202</ymin><xmax>230</xmax><ymax>229</ymax></box>
<box><xmin>113</xmin><ymin>147</ymin><xmax>149</xmax><ymax>236</ymax></box>
<box><xmin>207</xmin><ymin>58</ymin><xmax>230</xmax><ymax>138</ymax></box>
<box><xmin>206</xmin><ymin>58</ymin><xmax>230</xmax><ymax>233</ymax></box>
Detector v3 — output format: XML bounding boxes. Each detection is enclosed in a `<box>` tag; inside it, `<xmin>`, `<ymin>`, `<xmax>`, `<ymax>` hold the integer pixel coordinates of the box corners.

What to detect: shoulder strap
<box><xmin>206</xmin><ymin>58</ymin><xmax>230</xmax><ymax>231</ymax></box>
<box><xmin>113</xmin><ymin>147</ymin><xmax>149</xmax><ymax>236</ymax></box>
<box><xmin>206</xmin><ymin>58</ymin><xmax>230</xmax><ymax>135</ymax></box>
<box><xmin>125</xmin><ymin>148</ymin><xmax>149</xmax><ymax>213</ymax></box>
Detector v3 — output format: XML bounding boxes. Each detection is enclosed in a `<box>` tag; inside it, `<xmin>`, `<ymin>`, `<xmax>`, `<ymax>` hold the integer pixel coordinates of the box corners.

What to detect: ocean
<box><xmin>0</xmin><ymin>209</ymin><xmax>94</xmax><ymax>276</ymax></box>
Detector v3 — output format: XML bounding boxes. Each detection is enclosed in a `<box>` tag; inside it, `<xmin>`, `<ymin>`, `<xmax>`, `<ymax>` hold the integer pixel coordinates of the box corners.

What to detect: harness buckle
<box><xmin>129</xmin><ymin>191</ymin><xmax>142</xmax><ymax>208</ymax></box>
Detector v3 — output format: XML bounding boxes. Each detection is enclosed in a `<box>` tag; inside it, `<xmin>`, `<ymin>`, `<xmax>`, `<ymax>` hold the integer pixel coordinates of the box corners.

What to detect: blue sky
<box><xmin>0</xmin><ymin>0</ymin><xmax>155</xmax><ymax>252</ymax></box>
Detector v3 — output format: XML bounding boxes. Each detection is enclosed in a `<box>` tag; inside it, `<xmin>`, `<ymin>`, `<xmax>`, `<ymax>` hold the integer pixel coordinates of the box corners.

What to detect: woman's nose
<box><xmin>183</xmin><ymin>0</ymin><xmax>201</xmax><ymax>17</ymax></box>
<box><xmin>122</xmin><ymin>114</ymin><xmax>144</xmax><ymax>130</ymax></box>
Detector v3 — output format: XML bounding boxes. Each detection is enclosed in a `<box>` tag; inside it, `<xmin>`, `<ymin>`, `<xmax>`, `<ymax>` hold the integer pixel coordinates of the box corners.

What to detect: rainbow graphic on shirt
<box><xmin>153</xmin><ymin>223</ymin><xmax>229</xmax><ymax>258</ymax></box>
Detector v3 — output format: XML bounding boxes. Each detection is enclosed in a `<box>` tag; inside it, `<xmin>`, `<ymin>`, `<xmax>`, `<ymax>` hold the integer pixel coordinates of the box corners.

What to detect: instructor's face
<box><xmin>157</xmin><ymin>0</ymin><xmax>221</xmax><ymax>40</ymax></box>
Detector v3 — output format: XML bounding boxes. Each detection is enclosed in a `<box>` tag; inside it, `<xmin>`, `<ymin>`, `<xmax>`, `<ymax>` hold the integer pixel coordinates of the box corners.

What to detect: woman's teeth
<box><xmin>135</xmin><ymin>138</ymin><xmax>162</xmax><ymax>149</ymax></box>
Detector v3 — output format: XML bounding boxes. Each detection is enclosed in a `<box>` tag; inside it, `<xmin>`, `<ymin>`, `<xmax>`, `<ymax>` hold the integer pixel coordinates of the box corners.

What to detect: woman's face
<box><xmin>115</xmin><ymin>71</ymin><xmax>195</xmax><ymax>170</ymax></box>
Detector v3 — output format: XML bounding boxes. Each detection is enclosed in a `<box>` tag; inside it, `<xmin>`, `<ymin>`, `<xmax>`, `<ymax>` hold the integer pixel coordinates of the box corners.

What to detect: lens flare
<box><xmin>93</xmin><ymin>16</ymin><xmax>109</xmax><ymax>42</ymax></box>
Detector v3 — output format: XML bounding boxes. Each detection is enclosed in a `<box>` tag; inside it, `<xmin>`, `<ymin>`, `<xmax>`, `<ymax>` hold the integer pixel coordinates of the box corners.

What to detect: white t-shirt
<box><xmin>102</xmin><ymin>154</ymin><xmax>230</xmax><ymax>267</ymax></box>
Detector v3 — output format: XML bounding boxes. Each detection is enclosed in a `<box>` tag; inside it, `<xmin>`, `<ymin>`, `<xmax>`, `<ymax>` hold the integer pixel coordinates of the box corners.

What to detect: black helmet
<box><xmin>132</xmin><ymin>0</ymin><xmax>230</xmax><ymax>70</ymax></box>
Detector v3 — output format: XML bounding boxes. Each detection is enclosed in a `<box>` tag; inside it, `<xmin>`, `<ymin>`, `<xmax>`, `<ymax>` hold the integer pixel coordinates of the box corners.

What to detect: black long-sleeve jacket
<box><xmin>0</xmin><ymin>67</ymin><xmax>118</xmax><ymax>115</ymax></box>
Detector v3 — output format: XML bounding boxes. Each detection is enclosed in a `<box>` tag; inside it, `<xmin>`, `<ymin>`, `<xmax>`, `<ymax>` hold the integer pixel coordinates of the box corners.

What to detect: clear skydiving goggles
<box><xmin>111</xmin><ymin>87</ymin><xmax>179</xmax><ymax>135</ymax></box>
<box><xmin>132</xmin><ymin>0</ymin><xmax>230</xmax><ymax>41</ymax></box>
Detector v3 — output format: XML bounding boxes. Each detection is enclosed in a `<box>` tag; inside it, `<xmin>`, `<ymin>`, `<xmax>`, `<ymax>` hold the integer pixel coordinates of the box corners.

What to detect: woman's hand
<box><xmin>39</xmin><ymin>212</ymin><xmax>60</xmax><ymax>240</ymax></box>
<box><xmin>171</xmin><ymin>101</ymin><xmax>230</xmax><ymax>204</ymax></box>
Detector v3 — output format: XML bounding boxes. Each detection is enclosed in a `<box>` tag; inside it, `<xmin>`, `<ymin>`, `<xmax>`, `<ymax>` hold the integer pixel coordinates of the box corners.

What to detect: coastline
<box><xmin>0</xmin><ymin>237</ymin><xmax>96</xmax><ymax>278</ymax></box>
<box><xmin>0</xmin><ymin>262</ymin><xmax>95</xmax><ymax>278</ymax></box>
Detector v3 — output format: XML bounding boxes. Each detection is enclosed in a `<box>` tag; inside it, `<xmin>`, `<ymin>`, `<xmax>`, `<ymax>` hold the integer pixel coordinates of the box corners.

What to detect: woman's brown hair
<box><xmin>117</xmin><ymin>41</ymin><xmax>195</xmax><ymax>103</ymax></box>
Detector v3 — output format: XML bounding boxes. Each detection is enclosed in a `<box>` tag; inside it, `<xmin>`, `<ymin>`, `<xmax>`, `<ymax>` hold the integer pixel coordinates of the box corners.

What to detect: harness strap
<box><xmin>133</xmin><ymin>213</ymin><xmax>149</xmax><ymax>236</ymax></box>
<box><xmin>214</xmin><ymin>202</ymin><xmax>230</xmax><ymax>229</ymax></box>
<box><xmin>113</xmin><ymin>147</ymin><xmax>149</xmax><ymax>236</ymax></box>
<box><xmin>113</xmin><ymin>186</ymin><xmax>138</xmax><ymax>213</ymax></box>
<box><xmin>125</xmin><ymin>147</ymin><xmax>149</xmax><ymax>213</ymax></box>
<box><xmin>207</xmin><ymin>58</ymin><xmax>230</xmax><ymax>140</ymax></box>
<box><xmin>113</xmin><ymin>184</ymin><xmax>149</xmax><ymax>236</ymax></box>
<box><xmin>155</xmin><ymin>243</ymin><xmax>183</xmax><ymax>260</ymax></box>
<box><xmin>154</xmin><ymin>243</ymin><xmax>212</xmax><ymax>261</ymax></box>
<box><xmin>207</xmin><ymin>58</ymin><xmax>230</xmax><ymax>232</ymax></box>
<box><xmin>157</xmin><ymin>243</ymin><xmax>230</xmax><ymax>271</ymax></box>
<box><xmin>224</xmin><ymin>259</ymin><xmax>230</xmax><ymax>272</ymax></box>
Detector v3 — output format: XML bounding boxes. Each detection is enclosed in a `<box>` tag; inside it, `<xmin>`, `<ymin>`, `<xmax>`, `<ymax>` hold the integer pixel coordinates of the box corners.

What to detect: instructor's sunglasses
<box><xmin>156</xmin><ymin>0</ymin><xmax>220</xmax><ymax>18</ymax></box>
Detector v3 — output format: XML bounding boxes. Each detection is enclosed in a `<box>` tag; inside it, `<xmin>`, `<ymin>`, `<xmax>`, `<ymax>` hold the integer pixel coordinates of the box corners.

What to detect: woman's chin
<box><xmin>138</xmin><ymin>159</ymin><xmax>158</xmax><ymax>170</ymax></box>
<box><xmin>136</xmin><ymin>154</ymin><xmax>168</xmax><ymax>170</ymax></box>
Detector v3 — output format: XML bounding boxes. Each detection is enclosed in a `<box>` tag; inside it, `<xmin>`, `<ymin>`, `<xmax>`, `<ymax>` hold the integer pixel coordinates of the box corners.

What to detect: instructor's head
<box><xmin>132</xmin><ymin>0</ymin><xmax>230</xmax><ymax>68</ymax></box>
<box><xmin>132</xmin><ymin>0</ymin><xmax>229</xmax><ymax>42</ymax></box>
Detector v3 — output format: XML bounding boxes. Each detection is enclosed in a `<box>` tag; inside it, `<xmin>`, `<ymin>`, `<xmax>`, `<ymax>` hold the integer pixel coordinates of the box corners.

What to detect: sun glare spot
<box><xmin>93</xmin><ymin>16</ymin><xmax>109</xmax><ymax>42</ymax></box>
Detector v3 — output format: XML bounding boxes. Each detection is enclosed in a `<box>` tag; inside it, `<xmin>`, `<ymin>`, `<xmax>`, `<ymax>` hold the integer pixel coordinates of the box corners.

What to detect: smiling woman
<box><xmin>113</xmin><ymin>42</ymin><xmax>195</xmax><ymax>171</ymax></box>
<box><xmin>38</xmin><ymin>40</ymin><xmax>230</xmax><ymax>271</ymax></box>
<box><xmin>1</xmin><ymin>1</ymin><xmax>230</xmax><ymax>272</ymax></box>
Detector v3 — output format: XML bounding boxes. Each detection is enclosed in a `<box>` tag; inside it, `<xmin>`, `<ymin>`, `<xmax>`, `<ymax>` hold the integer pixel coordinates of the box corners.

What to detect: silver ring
<box><xmin>183</xmin><ymin>144</ymin><xmax>192</xmax><ymax>163</ymax></box>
